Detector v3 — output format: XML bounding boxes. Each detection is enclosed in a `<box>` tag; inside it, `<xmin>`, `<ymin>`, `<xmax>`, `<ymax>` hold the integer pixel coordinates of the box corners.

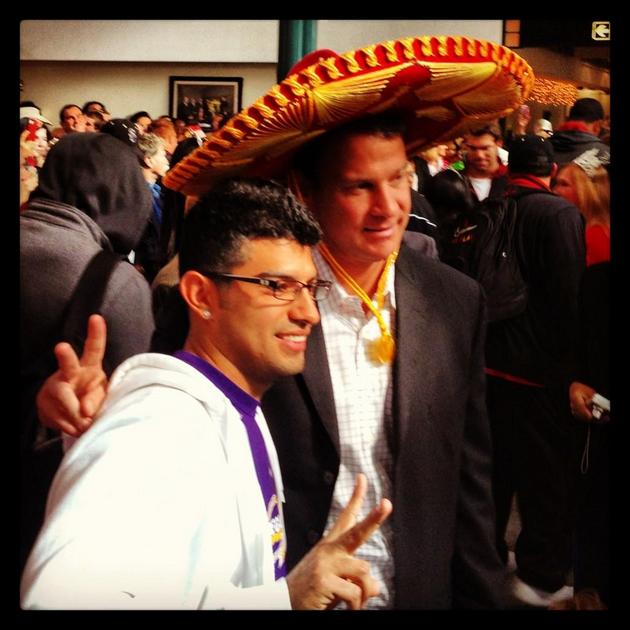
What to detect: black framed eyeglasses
<box><xmin>204</xmin><ymin>272</ymin><xmax>332</xmax><ymax>302</ymax></box>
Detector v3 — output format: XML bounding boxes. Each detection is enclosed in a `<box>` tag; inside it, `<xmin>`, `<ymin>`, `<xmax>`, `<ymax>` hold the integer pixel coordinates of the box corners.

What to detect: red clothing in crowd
<box><xmin>585</xmin><ymin>223</ymin><xmax>610</xmax><ymax>267</ymax></box>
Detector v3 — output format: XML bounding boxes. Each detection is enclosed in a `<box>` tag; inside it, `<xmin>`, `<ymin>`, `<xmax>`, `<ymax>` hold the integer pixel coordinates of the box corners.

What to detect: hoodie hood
<box><xmin>550</xmin><ymin>129</ymin><xmax>600</xmax><ymax>152</ymax></box>
<box><xmin>30</xmin><ymin>133</ymin><xmax>152</xmax><ymax>255</ymax></box>
<box><xmin>550</xmin><ymin>129</ymin><xmax>610</xmax><ymax>167</ymax></box>
<box><xmin>104</xmin><ymin>353</ymin><xmax>217</xmax><ymax>408</ymax></box>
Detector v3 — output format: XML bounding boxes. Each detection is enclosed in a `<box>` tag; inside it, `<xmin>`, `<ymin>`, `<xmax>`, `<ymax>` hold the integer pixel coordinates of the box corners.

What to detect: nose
<box><xmin>372</xmin><ymin>184</ymin><xmax>400</xmax><ymax>218</ymax></box>
<box><xmin>289</xmin><ymin>287</ymin><xmax>320</xmax><ymax>326</ymax></box>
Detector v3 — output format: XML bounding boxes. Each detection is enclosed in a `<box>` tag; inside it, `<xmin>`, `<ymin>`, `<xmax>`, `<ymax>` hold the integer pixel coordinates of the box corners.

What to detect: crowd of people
<box><xmin>19</xmin><ymin>35</ymin><xmax>611</xmax><ymax>612</ymax></box>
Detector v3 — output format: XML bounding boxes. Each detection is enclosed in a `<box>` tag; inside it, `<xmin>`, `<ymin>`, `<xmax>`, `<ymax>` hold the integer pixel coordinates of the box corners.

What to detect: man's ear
<box><xmin>179</xmin><ymin>271</ymin><xmax>219</xmax><ymax>320</ymax></box>
<box><xmin>550</xmin><ymin>163</ymin><xmax>558</xmax><ymax>179</ymax></box>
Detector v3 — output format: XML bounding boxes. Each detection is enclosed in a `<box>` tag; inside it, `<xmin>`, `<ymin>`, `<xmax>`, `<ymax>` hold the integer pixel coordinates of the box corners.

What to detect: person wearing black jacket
<box><xmin>484</xmin><ymin>136</ymin><xmax>586</xmax><ymax>606</ymax></box>
<box><xmin>550</xmin><ymin>97</ymin><xmax>610</xmax><ymax>167</ymax></box>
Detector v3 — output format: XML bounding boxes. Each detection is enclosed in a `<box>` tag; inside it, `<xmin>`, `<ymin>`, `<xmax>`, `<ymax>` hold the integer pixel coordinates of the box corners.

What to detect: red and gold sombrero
<box><xmin>163</xmin><ymin>35</ymin><xmax>534</xmax><ymax>196</ymax></box>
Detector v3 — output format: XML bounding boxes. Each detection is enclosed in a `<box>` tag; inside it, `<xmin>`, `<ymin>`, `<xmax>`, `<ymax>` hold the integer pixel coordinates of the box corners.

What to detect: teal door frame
<box><xmin>277</xmin><ymin>20</ymin><xmax>318</xmax><ymax>83</ymax></box>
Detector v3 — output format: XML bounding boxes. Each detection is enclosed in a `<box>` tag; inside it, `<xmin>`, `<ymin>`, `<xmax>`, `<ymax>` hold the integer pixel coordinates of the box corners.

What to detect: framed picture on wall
<box><xmin>169</xmin><ymin>76</ymin><xmax>243</xmax><ymax>130</ymax></box>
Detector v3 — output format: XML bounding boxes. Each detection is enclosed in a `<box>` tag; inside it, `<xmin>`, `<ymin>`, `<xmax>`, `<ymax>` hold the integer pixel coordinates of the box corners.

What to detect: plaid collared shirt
<box><xmin>313</xmin><ymin>248</ymin><xmax>395</xmax><ymax>609</ymax></box>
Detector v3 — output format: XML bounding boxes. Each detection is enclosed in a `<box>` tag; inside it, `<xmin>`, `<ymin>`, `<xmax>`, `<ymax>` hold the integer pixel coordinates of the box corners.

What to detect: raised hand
<box><xmin>36</xmin><ymin>314</ymin><xmax>108</xmax><ymax>436</ymax></box>
<box><xmin>286</xmin><ymin>473</ymin><xmax>393</xmax><ymax>610</ymax></box>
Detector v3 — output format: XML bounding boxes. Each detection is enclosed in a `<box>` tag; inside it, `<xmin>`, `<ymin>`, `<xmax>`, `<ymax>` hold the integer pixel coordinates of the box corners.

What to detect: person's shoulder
<box><xmin>108</xmin><ymin>258</ymin><xmax>152</xmax><ymax>293</ymax></box>
<box><xmin>516</xmin><ymin>189</ymin><xmax>579</xmax><ymax>214</ymax></box>
<box><xmin>398</xmin><ymin>244</ymin><xmax>481</xmax><ymax>294</ymax></box>
<box><xmin>401</xmin><ymin>230</ymin><xmax>439</xmax><ymax>259</ymax></box>
<box><xmin>104</xmin><ymin>353</ymin><xmax>229</xmax><ymax>419</ymax></box>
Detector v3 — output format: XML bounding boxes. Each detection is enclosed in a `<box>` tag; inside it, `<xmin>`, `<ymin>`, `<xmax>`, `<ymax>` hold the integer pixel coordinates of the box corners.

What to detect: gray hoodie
<box><xmin>21</xmin><ymin>133</ymin><xmax>155</xmax><ymax>451</ymax></box>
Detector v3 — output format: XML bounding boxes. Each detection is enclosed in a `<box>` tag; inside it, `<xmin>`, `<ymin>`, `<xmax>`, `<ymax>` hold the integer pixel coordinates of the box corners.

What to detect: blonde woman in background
<box><xmin>553</xmin><ymin>149</ymin><xmax>610</xmax><ymax>266</ymax></box>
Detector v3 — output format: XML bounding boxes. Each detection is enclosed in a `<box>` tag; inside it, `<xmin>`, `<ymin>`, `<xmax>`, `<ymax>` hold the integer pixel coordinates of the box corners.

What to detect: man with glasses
<box><xmin>21</xmin><ymin>178</ymin><xmax>391</xmax><ymax>610</ymax></box>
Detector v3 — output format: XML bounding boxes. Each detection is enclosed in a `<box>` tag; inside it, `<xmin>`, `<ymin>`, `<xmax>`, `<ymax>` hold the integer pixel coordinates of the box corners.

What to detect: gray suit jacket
<box><xmin>262</xmin><ymin>244</ymin><xmax>509</xmax><ymax>608</ymax></box>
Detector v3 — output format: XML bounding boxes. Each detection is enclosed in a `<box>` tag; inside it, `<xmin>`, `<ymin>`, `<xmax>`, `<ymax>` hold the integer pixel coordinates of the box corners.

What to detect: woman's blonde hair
<box><xmin>558</xmin><ymin>162</ymin><xmax>610</xmax><ymax>227</ymax></box>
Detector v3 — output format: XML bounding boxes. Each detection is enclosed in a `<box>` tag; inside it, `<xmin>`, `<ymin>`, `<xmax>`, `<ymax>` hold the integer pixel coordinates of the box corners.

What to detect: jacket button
<box><xmin>307</xmin><ymin>529</ymin><xmax>320</xmax><ymax>545</ymax></box>
<box><xmin>322</xmin><ymin>470</ymin><xmax>335</xmax><ymax>485</ymax></box>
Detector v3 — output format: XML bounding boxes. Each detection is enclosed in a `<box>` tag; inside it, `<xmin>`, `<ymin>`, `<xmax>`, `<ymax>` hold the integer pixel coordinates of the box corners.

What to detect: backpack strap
<box><xmin>21</xmin><ymin>249</ymin><xmax>123</xmax><ymax>454</ymax></box>
<box><xmin>62</xmin><ymin>249</ymin><xmax>122</xmax><ymax>355</ymax></box>
<box><xmin>20</xmin><ymin>249</ymin><xmax>123</xmax><ymax>571</ymax></box>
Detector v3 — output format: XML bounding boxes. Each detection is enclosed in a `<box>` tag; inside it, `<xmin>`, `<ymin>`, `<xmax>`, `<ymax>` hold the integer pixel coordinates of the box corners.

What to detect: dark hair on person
<box><xmin>292</xmin><ymin>110</ymin><xmax>407</xmax><ymax>185</ymax></box>
<box><xmin>85</xmin><ymin>110</ymin><xmax>106</xmax><ymax>129</ymax></box>
<box><xmin>179</xmin><ymin>178</ymin><xmax>322</xmax><ymax>276</ymax></box>
<box><xmin>568</xmin><ymin>97</ymin><xmax>604</xmax><ymax>123</ymax></box>
<box><xmin>129</xmin><ymin>110</ymin><xmax>152</xmax><ymax>123</ymax></box>
<box><xmin>82</xmin><ymin>100</ymin><xmax>108</xmax><ymax>114</ymax></box>
<box><xmin>465</xmin><ymin>121</ymin><xmax>503</xmax><ymax>142</ymax></box>
<box><xmin>59</xmin><ymin>104</ymin><xmax>82</xmax><ymax>122</ymax></box>
<box><xmin>424</xmin><ymin>168</ymin><xmax>475</xmax><ymax>224</ymax></box>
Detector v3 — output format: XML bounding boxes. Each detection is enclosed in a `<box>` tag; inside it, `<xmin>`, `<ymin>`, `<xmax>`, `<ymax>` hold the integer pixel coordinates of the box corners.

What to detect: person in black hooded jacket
<box><xmin>550</xmin><ymin>98</ymin><xmax>610</xmax><ymax>168</ymax></box>
<box><xmin>21</xmin><ymin>132</ymin><xmax>155</xmax><ymax>386</ymax></box>
<box><xmin>20</xmin><ymin>132</ymin><xmax>155</xmax><ymax>568</ymax></box>
<box><xmin>484</xmin><ymin>136</ymin><xmax>585</xmax><ymax>605</ymax></box>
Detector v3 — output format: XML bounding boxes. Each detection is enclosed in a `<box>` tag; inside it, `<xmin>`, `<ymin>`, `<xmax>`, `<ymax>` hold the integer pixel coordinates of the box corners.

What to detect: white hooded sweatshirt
<box><xmin>21</xmin><ymin>353</ymin><xmax>290</xmax><ymax>610</ymax></box>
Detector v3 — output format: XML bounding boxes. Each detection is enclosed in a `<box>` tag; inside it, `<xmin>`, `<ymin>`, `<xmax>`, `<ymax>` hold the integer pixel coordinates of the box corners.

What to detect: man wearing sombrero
<box><xmin>36</xmin><ymin>35</ymin><xmax>535</xmax><ymax>608</ymax></box>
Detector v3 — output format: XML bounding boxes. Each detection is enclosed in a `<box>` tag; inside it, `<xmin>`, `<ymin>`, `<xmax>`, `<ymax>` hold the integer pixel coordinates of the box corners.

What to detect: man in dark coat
<box><xmin>550</xmin><ymin>98</ymin><xmax>610</xmax><ymax>167</ymax></box>
<box><xmin>261</xmin><ymin>113</ymin><xmax>509</xmax><ymax>609</ymax></box>
<box><xmin>484</xmin><ymin>135</ymin><xmax>585</xmax><ymax>605</ymax></box>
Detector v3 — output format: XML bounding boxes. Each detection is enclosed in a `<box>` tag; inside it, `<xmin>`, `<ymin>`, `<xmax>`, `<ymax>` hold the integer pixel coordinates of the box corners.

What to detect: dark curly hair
<box><xmin>179</xmin><ymin>178</ymin><xmax>322</xmax><ymax>276</ymax></box>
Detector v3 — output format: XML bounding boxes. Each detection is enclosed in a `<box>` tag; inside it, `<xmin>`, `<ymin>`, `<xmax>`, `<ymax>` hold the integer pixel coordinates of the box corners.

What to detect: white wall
<box><xmin>316</xmin><ymin>19</ymin><xmax>503</xmax><ymax>51</ymax></box>
<box><xmin>20</xmin><ymin>20</ymin><xmax>279</xmax><ymax>62</ymax></box>
<box><xmin>20</xmin><ymin>20</ymin><xmax>280</xmax><ymax>125</ymax></box>
<box><xmin>19</xmin><ymin>19</ymin><xmax>505</xmax><ymax>126</ymax></box>
<box><xmin>20</xmin><ymin>61</ymin><xmax>277</xmax><ymax>126</ymax></box>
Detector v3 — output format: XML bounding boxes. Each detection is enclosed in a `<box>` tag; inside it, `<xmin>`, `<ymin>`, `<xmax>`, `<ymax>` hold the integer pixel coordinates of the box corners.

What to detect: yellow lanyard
<box><xmin>318</xmin><ymin>243</ymin><xmax>398</xmax><ymax>364</ymax></box>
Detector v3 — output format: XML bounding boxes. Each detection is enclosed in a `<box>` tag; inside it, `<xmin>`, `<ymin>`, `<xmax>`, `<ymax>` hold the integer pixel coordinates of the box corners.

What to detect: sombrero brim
<box><xmin>163</xmin><ymin>35</ymin><xmax>534</xmax><ymax>196</ymax></box>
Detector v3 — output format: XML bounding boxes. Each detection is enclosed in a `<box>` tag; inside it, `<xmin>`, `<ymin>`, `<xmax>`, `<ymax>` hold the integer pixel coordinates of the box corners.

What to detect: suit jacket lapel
<box><xmin>300</xmin><ymin>321</ymin><xmax>340</xmax><ymax>453</ymax></box>
<box><xmin>300</xmin><ymin>245</ymin><xmax>435</xmax><ymax>457</ymax></box>
<box><xmin>393</xmin><ymin>246</ymin><xmax>432</xmax><ymax>450</ymax></box>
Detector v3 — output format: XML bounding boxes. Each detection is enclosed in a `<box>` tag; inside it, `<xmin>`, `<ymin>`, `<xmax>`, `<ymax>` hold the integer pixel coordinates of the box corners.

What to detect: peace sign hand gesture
<box><xmin>36</xmin><ymin>314</ymin><xmax>108</xmax><ymax>437</ymax></box>
<box><xmin>286</xmin><ymin>473</ymin><xmax>393</xmax><ymax>610</ymax></box>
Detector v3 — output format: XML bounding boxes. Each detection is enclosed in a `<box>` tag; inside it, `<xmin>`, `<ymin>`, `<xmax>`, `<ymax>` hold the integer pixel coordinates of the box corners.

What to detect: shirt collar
<box><xmin>312</xmin><ymin>246</ymin><xmax>397</xmax><ymax>310</ymax></box>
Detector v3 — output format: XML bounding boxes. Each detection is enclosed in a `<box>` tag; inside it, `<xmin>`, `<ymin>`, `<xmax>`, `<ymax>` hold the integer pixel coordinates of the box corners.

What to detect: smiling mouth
<box><xmin>280</xmin><ymin>334</ymin><xmax>308</xmax><ymax>342</ymax></box>
<box><xmin>364</xmin><ymin>225</ymin><xmax>396</xmax><ymax>237</ymax></box>
<box><xmin>277</xmin><ymin>333</ymin><xmax>309</xmax><ymax>352</ymax></box>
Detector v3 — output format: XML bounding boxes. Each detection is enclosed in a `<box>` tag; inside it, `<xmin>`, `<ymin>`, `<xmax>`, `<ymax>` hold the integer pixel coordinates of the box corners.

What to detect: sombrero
<box><xmin>163</xmin><ymin>35</ymin><xmax>534</xmax><ymax>196</ymax></box>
